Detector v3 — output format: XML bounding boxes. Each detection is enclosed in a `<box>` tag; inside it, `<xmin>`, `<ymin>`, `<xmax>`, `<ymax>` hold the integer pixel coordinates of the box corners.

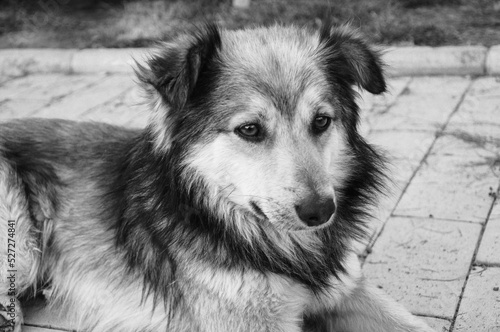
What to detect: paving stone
<box><xmin>372</xmin><ymin>77</ymin><xmax>413</xmax><ymax>113</ymax></box>
<box><xmin>476</xmin><ymin>202</ymin><xmax>500</xmax><ymax>266</ymax></box>
<box><xmin>383</xmin><ymin>46</ymin><xmax>487</xmax><ymax>76</ymax></box>
<box><xmin>360</xmin><ymin>170</ymin><xmax>421</xmax><ymax>254</ymax></box>
<box><xmin>0</xmin><ymin>75</ymin><xmax>13</xmax><ymax>85</ymax></box>
<box><xmin>486</xmin><ymin>45</ymin><xmax>500</xmax><ymax>75</ymax></box>
<box><xmin>453</xmin><ymin>266</ymin><xmax>500</xmax><ymax>331</ymax></box>
<box><xmin>363</xmin><ymin>217</ymin><xmax>481</xmax><ymax>318</ymax></box>
<box><xmin>0</xmin><ymin>99</ymin><xmax>47</xmax><ymax>120</ymax></box>
<box><xmin>359</xmin><ymin>80</ymin><xmax>444</xmax><ymax>255</ymax></box>
<box><xmin>80</xmin><ymin>102</ymin><xmax>148</xmax><ymax>127</ymax></box>
<box><xmin>358</xmin><ymin>130</ymin><xmax>437</xmax><ymax>253</ymax></box>
<box><xmin>445</xmin><ymin>77</ymin><xmax>500</xmax><ymax>143</ymax></box>
<box><xmin>367</xmin><ymin>77</ymin><xmax>470</xmax><ymax>132</ymax></box>
<box><xmin>369</xmin><ymin>130</ymin><xmax>435</xmax><ymax>184</ymax></box>
<box><xmin>0</xmin><ymin>75</ymin><xmax>60</xmax><ymax>101</ymax></box>
<box><xmin>33</xmin><ymin>74</ymin><xmax>135</xmax><ymax>119</ymax></box>
<box><xmin>394</xmin><ymin>133</ymin><xmax>499</xmax><ymax>223</ymax></box>
<box><xmin>0</xmin><ymin>74</ymin><xmax>103</xmax><ymax>102</ymax></box>
<box><xmin>357</xmin><ymin>183</ymin><xmax>403</xmax><ymax>255</ymax></box>
<box><xmin>394</xmin><ymin>78</ymin><xmax>500</xmax><ymax>223</ymax></box>
<box><xmin>79</xmin><ymin>85</ymin><xmax>148</xmax><ymax>127</ymax></box>
<box><xmin>359</xmin><ymin>77</ymin><xmax>411</xmax><ymax>136</ymax></box>
<box><xmin>358</xmin><ymin>76</ymin><xmax>411</xmax><ymax>113</ymax></box>
<box><xmin>449</xmin><ymin>77</ymin><xmax>500</xmax><ymax>125</ymax></box>
<box><xmin>72</xmin><ymin>48</ymin><xmax>148</xmax><ymax>74</ymax></box>
<box><xmin>0</xmin><ymin>49</ymin><xmax>74</xmax><ymax>77</ymax></box>
<box><xmin>23</xmin><ymin>297</ymin><xmax>76</xmax><ymax>331</ymax></box>
<box><xmin>423</xmin><ymin>317</ymin><xmax>451</xmax><ymax>332</ymax></box>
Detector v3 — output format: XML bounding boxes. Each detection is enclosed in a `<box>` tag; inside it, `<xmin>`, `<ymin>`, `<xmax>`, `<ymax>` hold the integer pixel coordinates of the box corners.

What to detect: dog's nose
<box><xmin>294</xmin><ymin>195</ymin><xmax>336</xmax><ymax>227</ymax></box>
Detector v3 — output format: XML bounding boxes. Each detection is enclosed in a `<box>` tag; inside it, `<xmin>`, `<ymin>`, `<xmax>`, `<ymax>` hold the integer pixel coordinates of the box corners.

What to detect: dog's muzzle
<box><xmin>294</xmin><ymin>194</ymin><xmax>336</xmax><ymax>227</ymax></box>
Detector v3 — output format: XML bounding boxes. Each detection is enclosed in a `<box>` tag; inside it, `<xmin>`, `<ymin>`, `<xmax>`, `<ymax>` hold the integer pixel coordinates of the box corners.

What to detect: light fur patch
<box><xmin>182</xmin><ymin>139</ymin><xmax>324</xmax><ymax>257</ymax></box>
<box><xmin>43</xmin><ymin>214</ymin><xmax>174</xmax><ymax>331</ymax></box>
<box><xmin>182</xmin><ymin>260</ymin><xmax>311</xmax><ymax>332</ymax></box>
<box><xmin>308</xmin><ymin>250</ymin><xmax>362</xmax><ymax>312</ymax></box>
<box><xmin>0</xmin><ymin>161</ymin><xmax>40</xmax><ymax>293</ymax></box>
<box><xmin>182</xmin><ymin>253</ymin><xmax>362</xmax><ymax>332</ymax></box>
<box><xmin>47</xmin><ymin>266</ymin><xmax>172</xmax><ymax>332</ymax></box>
<box><xmin>147</xmin><ymin>95</ymin><xmax>173</xmax><ymax>153</ymax></box>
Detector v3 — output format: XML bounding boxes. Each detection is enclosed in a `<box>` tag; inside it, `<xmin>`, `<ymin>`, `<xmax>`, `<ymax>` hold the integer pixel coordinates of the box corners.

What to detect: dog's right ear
<box><xmin>136</xmin><ymin>24</ymin><xmax>221</xmax><ymax>150</ymax></box>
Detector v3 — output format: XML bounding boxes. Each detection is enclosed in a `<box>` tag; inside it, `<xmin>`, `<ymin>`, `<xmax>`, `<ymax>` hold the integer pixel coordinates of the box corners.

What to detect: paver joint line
<box><xmin>364</xmin><ymin>78</ymin><xmax>475</xmax><ymax>255</ymax></box>
<box><xmin>390</xmin><ymin>214</ymin><xmax>486</xmax><ymax>225</ymax></box>
<box><xmin>448</xmin><ymin>171</ymin><xmax>499</xmax><ymax>331</ymax></box>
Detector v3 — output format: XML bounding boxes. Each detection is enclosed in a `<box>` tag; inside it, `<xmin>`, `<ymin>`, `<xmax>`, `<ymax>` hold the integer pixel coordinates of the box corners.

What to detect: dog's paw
<box><xmin>0</xmin><ymin>299</ymin><xmax>22</xmax><ymax>332</ymax></box>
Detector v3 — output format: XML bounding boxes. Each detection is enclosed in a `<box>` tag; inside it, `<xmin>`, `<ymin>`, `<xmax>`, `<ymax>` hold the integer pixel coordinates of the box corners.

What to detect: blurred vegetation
<box><xmin>0</xmin><ymin>0</ymin><xmax>499</xmax><ymax>48</ymax></box>
<box><xmin>398</xmin><ymin>0</ymin><xmax>462</xmax><ymax>8</ymax></box>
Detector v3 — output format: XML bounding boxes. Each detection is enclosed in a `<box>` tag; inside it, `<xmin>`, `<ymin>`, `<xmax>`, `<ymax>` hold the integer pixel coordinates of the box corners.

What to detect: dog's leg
<box><xmin>0</xmin><ymin>160</ymin><xmax>42</xmax><ymax>332</ymax></box>
<box><xmin>324</xmin><ymin>277</ymin><xmax>435</xmax><ymax>332</ymax></box>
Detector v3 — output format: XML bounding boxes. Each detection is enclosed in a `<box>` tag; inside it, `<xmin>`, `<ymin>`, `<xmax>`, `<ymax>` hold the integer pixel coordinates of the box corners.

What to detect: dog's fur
<box><xmin>0</xmin><ymin>24</ymin><xmax>434</xmax><ymax>332</ymax></box>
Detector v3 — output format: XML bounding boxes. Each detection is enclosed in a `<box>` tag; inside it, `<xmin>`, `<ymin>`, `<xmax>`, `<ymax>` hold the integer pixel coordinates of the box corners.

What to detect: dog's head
<box><xmin>137</xmin><ymin>23</ymin><xmax>385</xmax><ymax>232</ymax></box>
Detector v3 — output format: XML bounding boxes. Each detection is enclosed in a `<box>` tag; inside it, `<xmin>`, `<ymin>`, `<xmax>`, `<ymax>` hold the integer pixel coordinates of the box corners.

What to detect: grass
<box><xmin>1</xmin><ymin>0</ymin><xmax>499</xmax><ymax>48</ymax></box>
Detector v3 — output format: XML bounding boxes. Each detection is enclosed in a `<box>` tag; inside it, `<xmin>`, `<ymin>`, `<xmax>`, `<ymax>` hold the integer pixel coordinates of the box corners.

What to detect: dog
<box><xmin>0</xmin><ymin>23</ymin><xmax>434</xmax><ymax>332</ymax></box>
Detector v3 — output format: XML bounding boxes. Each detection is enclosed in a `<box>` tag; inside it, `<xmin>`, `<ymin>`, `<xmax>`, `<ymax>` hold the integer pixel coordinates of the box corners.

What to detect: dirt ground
<box><xmin>1</xmin><ymin>0</ymin><xmax>500</xmax><ymax>48</ymax></box>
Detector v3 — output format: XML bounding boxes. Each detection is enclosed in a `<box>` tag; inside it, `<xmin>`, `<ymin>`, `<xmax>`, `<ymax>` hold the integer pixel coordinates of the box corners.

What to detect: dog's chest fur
<box><xmin>178</xmin><ymin>252</ymin><xmax>361</xmax><ymax>331</ymax></box>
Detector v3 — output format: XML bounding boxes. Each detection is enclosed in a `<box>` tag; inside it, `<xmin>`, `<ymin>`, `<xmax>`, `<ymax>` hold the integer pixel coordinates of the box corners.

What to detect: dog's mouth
<box><xmin>286</xmin><ymin>215</ymin><xmax>335</xmax><ymax>235</ymax></box>
<box><xmin>249</xmin><ymin>199</ymin><xmax>337</xmax><ymax>229</ymax></box>
<box><xmin>249</xmin><ymin>200</ymin><xmax>334</xmax><ymax>232</ymax></box>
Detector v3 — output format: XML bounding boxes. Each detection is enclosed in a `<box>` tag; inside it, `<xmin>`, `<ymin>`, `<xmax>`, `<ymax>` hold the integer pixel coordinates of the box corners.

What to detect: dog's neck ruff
<box><xmin>113</xmin><ymin>127</ymin><xmax>385</xmax><ymax>304</ymax></box>
<box><xmin>113</xmin><ymin>137</ymin><xmax>355</xmax><ymax>293</ymax></box>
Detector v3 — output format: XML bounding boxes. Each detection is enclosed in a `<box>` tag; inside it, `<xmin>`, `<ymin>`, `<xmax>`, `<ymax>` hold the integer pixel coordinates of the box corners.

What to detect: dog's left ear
<box><xmin>137</xmin><ymin>23</ymin><xmax>222</xmax><ymax>110</ymax></box>
<box><xmin>135</xmin><ymin>24</ymin><xmax>222</xmax><ymax>150</ymax></box>
<box><xmin>319</xmin><ymin>25</ymin><xmax>386</xmax><ymax>95</ymax></box>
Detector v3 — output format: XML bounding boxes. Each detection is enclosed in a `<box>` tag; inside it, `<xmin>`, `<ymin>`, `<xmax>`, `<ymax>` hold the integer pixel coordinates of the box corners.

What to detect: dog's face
<box><xmin>138</xmin><ymin>24</ymin><xmax>385</xmax><ymax>231</ymax></box>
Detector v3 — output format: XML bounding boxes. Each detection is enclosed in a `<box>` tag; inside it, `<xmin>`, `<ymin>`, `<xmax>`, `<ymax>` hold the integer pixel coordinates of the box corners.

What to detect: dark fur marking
<box><xmin>319</xmin><ymin>23</ymin><xmax>386</xmax><ymax>95</ymax></box>
<box><xmin>0</xmin><ymin>124</ymin><xmax>63</xmax><ymax>223</ymax></box>
<box><xmin>136</xmin><ymin>23</ymin><xmax>222</xmax><ymax>112</ymax></box>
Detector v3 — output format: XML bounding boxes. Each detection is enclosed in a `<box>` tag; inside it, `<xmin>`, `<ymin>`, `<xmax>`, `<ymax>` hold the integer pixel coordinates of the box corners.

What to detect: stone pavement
<box><xmin>0</xmin><ymin>73</ymin><xmax>499</xmax><ymax>332</ymax></box>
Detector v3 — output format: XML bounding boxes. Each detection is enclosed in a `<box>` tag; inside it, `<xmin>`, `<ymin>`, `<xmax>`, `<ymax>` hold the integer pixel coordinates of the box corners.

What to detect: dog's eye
<box><xmin>236</xmin><ymin>123</ymin><xmax>263</xmax><ymax>141</ymax></box>
<box><xmin>312</xmin><ymin>116</ymin><xmax>331</xmax><ymax>134</ymax></box>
